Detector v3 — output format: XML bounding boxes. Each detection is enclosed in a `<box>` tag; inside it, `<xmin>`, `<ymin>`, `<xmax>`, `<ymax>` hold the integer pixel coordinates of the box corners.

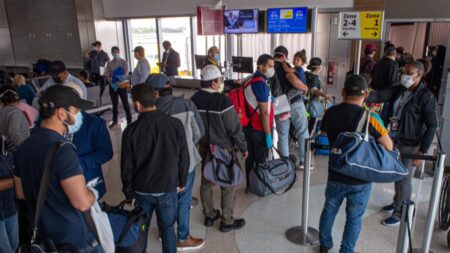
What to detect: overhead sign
<box><xmin>338</xmin><ymin>11</ymin><xmax>383</xmax><ymax>40</ymax></box>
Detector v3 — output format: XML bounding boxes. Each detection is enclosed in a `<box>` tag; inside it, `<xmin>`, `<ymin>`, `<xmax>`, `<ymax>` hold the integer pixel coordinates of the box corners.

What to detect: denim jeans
<box><xmin>0</xmin><ymin>213</ymin><xmax>18</xmax><ymax>253</ymax></box>
<box><xmin>137</xmin><ymin>192</ymin><xmax>177</xmax><ymax>253</ymax></box>
<box><xmin>319</xmin><ymin>181</ymin><xmax>372</xmax><ymax>253</ymax></box>
<box><xmin>177</xmin><ymin>170</ymin><xmax>195</xmax><ymax>241</ymax></box>
<box><xmin>275</xmin><ymin>102</ymin><xmax>309</xmax><ymax>163</ymax></box>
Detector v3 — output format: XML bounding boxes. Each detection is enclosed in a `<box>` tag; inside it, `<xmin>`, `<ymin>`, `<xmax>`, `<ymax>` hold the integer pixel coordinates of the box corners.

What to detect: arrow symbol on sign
<box><xmin>343</xmin><ymin>31</ymin><xmax>348</xmax><ymax>37</ymax></box>
<box><xmin>372</xmin><ymin>31</ymin><xmax>378</xmax><ymax>37</ymax></box>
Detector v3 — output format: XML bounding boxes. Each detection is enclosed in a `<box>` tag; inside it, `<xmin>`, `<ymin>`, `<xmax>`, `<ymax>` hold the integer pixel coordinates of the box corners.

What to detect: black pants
<box><xmin>91</xmin><ymin>73</ymin><xmax>107</xmax><ymax>98</ymax></box>
<box><xmin>308</xmin><ymin>117</ymin><xmax>317</xmax><ymax>135</ymax></box>
<box><xmin>109</xmin><ymin>86</ymin><xmax>132</xmax><ymax>124</ymax></box>
<box><xmin>244</xmin><ymin>127</ymin><xmax>269</xmax><ymax>188</ymax></box>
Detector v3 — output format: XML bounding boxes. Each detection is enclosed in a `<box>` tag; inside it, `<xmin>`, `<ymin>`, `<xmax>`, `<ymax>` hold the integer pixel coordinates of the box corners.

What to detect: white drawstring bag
<box><xmin>87</xmin><ymin>179</ymin><xmax>115</xmax><ymax>253</ymax></box>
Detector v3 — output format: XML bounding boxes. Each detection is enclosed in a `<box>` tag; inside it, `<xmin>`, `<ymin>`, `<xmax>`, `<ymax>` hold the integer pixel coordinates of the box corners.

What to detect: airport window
<box><xmin>159</xmin><ymin>17</ymin><xmax>193</xmax><ymax>76</ymax></box>
<box><xmin>128</xmin><ymin>18</ymin><xmax>160</xmax><ymax>74</ymax></box>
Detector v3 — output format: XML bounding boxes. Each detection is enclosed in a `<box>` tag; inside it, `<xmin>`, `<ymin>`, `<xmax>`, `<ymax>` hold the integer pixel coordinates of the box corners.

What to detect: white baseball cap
<box><xmin>201</xmin><ymin>65</ymin><xmax>223</xmax><ymax>81</ymax></box>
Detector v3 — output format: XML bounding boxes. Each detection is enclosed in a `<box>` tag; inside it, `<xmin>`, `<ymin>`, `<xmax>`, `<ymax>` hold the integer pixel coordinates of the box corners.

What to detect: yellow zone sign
<box><xmin>360</xmin><ymin>11</ymin><xmax>383</xmax><ymax>39</ymax></box>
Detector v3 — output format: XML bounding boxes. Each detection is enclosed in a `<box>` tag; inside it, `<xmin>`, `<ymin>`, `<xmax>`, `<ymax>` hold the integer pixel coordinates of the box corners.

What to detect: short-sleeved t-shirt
<box><xmin>295</xmin><ymin>67</ymin><xmax>307</xmax><ymax>85</ymax></box>
<box><xmin>250</xmin><ymin>72</ymin><xmax>271</xmax><ymax>103</ymax></box>
<box><xmin>321</xmin><ymin>103</ymin><xmax>389</xmax><ymax>185</ymax></box>
<box><xmin>14</xmin><ymin>128</ymin><xmax>93</xmax><ymax>248</ymax></box>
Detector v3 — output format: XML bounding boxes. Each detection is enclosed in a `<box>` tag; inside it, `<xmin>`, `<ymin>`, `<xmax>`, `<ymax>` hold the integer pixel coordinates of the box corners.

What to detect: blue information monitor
<box><xmin>267</xmin><ymin>7</ymin><xmax>308</xmax><ymax>33</ymax></box>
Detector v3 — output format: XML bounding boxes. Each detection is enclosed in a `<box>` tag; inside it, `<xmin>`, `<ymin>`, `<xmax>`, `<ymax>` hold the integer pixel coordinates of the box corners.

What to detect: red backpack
<box><xmin>228</xmin><ymin>76</ymin><xmax>264</xmax><ymax>126</ymax></box>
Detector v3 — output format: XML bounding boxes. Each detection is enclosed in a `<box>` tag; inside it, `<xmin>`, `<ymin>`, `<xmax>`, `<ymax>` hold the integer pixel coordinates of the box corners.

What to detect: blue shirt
<box><xmin>14</xmin><ymin>128</ymin><xmax>93</xmax><ymax>249</ymax></box>
<box><xmin>251</xmin><ymin>71</ymin><xmax>270</xmax><ymax>103</ymax></box>
<box><xmin>18</xmin><ymin>85</ymin><xmax>35</xmax><ymax>105</ymax></box>
<box><xmin>295</xmin><ymin>67</ymin><xmax>307</xmax><ymax>85</ymax></box>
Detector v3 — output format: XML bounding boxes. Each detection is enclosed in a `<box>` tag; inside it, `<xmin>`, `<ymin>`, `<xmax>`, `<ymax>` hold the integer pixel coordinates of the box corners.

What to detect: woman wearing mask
<box><xmin>305</xmin><ymin>57</ymin><xmax>334</xmax><ymax>134</ymax></box>
<box><xmin>105</xmin><ymin>46</ymin><xmax>132</xmax><ymax>128</ymax></box>
<box><xmin>366</xmin><ymin>61</ymin><xmax>438</xmax><ymax>227</ymax></box>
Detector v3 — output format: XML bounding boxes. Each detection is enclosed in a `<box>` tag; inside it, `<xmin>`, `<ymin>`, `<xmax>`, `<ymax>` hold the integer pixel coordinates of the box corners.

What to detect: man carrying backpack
<box><xmin>272</xmin><ymin>46</ymin><xmax>310</xmax><ymax>169</ymax></box>
<box><xmin>243</xmin><ymin>54</ymin><xmax>275</xmax><ymax>189</ymax></box>
<box><xmin>318</xmin><ymin>75</ymin><xmax>393</xmax><ymax>253</ymax></box>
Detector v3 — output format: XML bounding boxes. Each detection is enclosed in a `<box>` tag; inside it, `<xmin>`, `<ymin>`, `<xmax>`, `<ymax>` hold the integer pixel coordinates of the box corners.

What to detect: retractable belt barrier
<box><xmin>287</xmin><ymin>138</ymin><xmax>447</xmax><ymax>252</ymax></box>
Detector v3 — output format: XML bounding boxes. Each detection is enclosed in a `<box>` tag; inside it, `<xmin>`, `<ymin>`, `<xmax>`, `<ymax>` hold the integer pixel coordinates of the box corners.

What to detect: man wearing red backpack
<box><xmin>243</xmin><ymin>54</ymin><xmax>275</xmax><ymax>190</ymax></box>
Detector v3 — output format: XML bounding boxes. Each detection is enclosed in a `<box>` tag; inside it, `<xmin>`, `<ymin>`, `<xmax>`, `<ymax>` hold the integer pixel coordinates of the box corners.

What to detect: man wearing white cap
<box><xmin>191</xmin><ymin>65</ymin><xmax>248</xmax><ymax>233</ymax></box>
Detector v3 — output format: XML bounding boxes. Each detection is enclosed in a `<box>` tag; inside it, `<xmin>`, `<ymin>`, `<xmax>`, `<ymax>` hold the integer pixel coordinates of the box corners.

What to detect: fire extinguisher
<box><xmin>327</xmin><ymin>60</ymin><xmax>336</xmax><ymax>85</ymax></box>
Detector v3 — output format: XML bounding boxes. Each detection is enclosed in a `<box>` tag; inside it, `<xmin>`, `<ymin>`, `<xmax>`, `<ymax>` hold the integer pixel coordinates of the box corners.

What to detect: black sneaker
<box><xmin>219</xmin><ymin>218</ymin><xmax>246</xmax><ymax>232</ymax></box>
<box><xmin>319</xmin><ymin>245</ymin><xmax>331</xmax><ymax>253</ymax></box>
<box><xmin>204</xmin><ymin>210</ymin><xmax>220</xmax><ymax>227</ymax></box>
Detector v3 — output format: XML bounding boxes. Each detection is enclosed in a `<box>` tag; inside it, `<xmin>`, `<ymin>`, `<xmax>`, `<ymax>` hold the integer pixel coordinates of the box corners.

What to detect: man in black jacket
<box><xmin>367</xmin><ymin>61</ymin><xmax>438</xmax><ymax>226</ymax></box>
<box><xmin>121</xmin><ymin>84</ymin><xmax>189</xmax><ymax>253</ymax></box>
<box><xmin>370</xmin><ymin>45</ymin><xmax>398</xmax><ymax>90</ymax></box>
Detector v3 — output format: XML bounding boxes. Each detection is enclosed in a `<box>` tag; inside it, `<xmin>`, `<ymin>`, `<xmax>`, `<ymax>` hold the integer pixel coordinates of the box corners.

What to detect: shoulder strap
<box><xmin>355</xmin><ymin>110</ymin><xmax>368</xmax><ymax>133</ymax></box>
<box><xmin>31</xmin><ymin>141</ymin><xmax>68</xmax><ymax>243</ymax></box>
<box><xmin>355</xmin><ymin>110</ymin><xmax>371</xmax><ymax>141</ymax></box>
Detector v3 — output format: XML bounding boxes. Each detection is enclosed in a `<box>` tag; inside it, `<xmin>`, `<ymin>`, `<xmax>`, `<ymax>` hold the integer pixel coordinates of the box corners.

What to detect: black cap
<box><xmin>344</xmin><ymin>75</ymin><xmax>368</xmax><ymax>96</ymax></box>
<box><xmin>49</xmin><ymin>60</ymin><xmax>66</xmax><ymax>74</ymax></box>
<box><xmin>273</xmin><ymin>46</ymin><xmax>289</xmax><ymax>58</ymax></box>
<box><xmin>307</xmin><ymin>57</ymin><xmax>322</xmax><ymax>70</ymax></box>
<box><xmin>39</xmin><ymin>85</ymin><xmax>93</xmax><ymax>110</ymax></box>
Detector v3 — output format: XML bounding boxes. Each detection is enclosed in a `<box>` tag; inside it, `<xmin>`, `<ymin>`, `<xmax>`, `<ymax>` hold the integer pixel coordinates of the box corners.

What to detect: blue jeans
<box><xmin>177</xmin><ymin>171</ymin><xmax>195</xmax><ymax>241</ymax></box>
<box><xmin>0</xmin><ymin>213</ymin><xmax>18</xmax><ymax>253</ymax></box>
<box><xmin>137</xmin><ymin>192</ymin><xmax>177</xmax><ymax>253</ymax></box>
<box><xmin>319</xmin><ymin>181</ymin><xmax>372</xmax><ymax>253</ymax></box>
<box><xmin>275</xmin><ymin>102</ymin><xmax>309</xmax><ymax>163</ymax></box>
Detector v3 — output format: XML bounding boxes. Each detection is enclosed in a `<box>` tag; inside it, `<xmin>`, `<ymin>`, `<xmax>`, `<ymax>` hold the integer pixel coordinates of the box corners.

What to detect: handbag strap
<box><xmin>356</xmin><ymin>110</ymin><xmax>371</xmax><ymax>142</ymax></box>
<box><xmin>31</xmin><ymin>141</ymin><xmax>68</xmax><ymax>243</ymax></box>
<box><xmin>117</xmin><ymin>209</ymin><xmax>146</xmax><ymax>244</ymax></box>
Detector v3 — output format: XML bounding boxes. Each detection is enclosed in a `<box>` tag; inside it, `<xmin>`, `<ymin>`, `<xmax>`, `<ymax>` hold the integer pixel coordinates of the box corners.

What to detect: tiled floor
<box><xmin>100</xmin><ymin>88</ymin><xmax>450</xmax><ymax>253</ymax></box>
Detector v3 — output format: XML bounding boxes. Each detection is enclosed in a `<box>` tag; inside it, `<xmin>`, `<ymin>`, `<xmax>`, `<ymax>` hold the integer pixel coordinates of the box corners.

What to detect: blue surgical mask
<box><xmin>214</xmin><ymin>54</ymin><xmax>221</xmax><ymax>63</ymax></box>
<box><xmin>64</xmin><ymin>110</ymin><xmax>83</xmax><ymax>134</ymax></box>
<box><xmin>113</xmin><ymin>53</ymin><xmax>120</xmax><ymax>60</ymax></box>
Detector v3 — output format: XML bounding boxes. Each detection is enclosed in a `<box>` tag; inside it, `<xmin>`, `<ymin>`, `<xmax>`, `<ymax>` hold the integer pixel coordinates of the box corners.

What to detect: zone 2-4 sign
<box><xmin>338</xmin><ymin>11</ymin><xmax>384</xmax><ymax>40</ymax></box>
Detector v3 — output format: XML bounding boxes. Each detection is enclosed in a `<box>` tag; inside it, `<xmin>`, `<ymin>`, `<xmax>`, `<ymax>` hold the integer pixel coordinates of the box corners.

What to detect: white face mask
<box><xmin>400</xmin><ymin>75</ymin><xmax>415</xmax><ymax>89</ymax></box>
<box><xmin>264</xmin><ymin>68</ymin><xmax>275</xmax><ymax>79</ymax></box>
<box><xmin>64</xmin><ymin>110</ymin><xmax>83</xmax><ymax>134</ymax></box>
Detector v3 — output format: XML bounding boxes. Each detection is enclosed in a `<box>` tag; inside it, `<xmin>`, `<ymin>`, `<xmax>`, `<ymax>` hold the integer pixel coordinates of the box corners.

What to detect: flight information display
<box><xmin>224</xmin><ymin>9</ymin><xmax>259</xmax><ymax>34</ymax></box>
<box><xmin>267</xmin><ymin>7</ymin><xmax>308</xmax><ymax>33</ymax></box>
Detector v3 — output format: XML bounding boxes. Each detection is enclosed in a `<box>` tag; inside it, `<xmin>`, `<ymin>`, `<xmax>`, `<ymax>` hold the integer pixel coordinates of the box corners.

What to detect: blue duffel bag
<box><xmin>329</xmin><ymin>111</ymin><xmax>408</xmax><ymax>183</ymax></box>
<box><xmin>101</xmin><ymin>201</ymin><xmax>148</xmax><ymax>253</ymax></box>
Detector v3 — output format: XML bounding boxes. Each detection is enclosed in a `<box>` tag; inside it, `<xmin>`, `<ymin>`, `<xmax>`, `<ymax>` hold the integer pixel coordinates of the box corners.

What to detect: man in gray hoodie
<box><xmin>145</xmin><ymin>74</ymin><xmax>205</xmax><ymax>251</ymax></box>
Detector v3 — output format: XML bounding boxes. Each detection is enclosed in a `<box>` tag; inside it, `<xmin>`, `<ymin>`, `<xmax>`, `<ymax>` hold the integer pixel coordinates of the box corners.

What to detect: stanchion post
<box><xmin>302</xmin><ymin>138</ymin><xmax>312</xmax><ymax>233</ymax></box>
<box><xmin>396</xmin><ymin>200</ymin><xmax>415</xmax><ymax>253</ymax></box>
<box><xmin>285</xmin><ymin>138</ymin><xmax>319</xmax><ymax>246</ymax></box>
<box><xmin>421</xmin><ymin>153</ymin><xmax>447</xmax><ymax>253</ymax></box>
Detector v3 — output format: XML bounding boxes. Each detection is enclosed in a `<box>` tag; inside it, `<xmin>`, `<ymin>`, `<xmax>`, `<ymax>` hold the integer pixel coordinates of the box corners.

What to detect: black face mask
<box><xmin>52</xmin><ymin>75</ymin><xmax>62</xmax><ymax>84</ymax></box>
